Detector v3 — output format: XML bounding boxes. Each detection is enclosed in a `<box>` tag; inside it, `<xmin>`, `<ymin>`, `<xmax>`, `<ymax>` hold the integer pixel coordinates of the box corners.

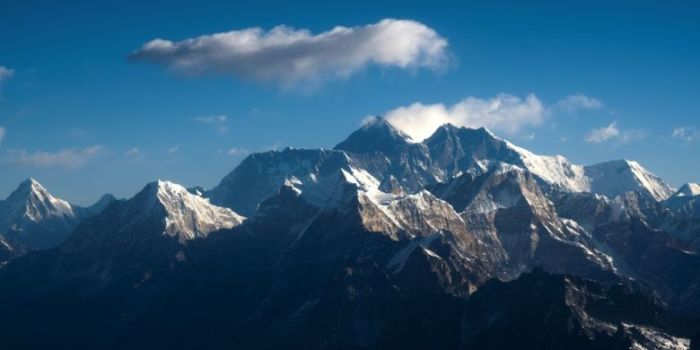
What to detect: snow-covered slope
<box><xmin>138</xmin><ymin>180</ymin><xmax>245</xmax><ymax>242</ymax></box>
<box><xmin>0</xmin><ymin>178</ymin><xmax>82</xmax><ymax>249</ymax></box>
<box><xmin>673</xmin><ymin>183</ymin><xmax>700</xmax><ymax>197</ymax></box>
<box><xmin>412</xmin><ymin>122</ymin><xmax>675</xmax><ymax>201</ymax></box>
<box><xmin>208</xmin><ymin>148</ymin><xmax>361</xmax><ymax>216</ymax></box>
<box><xmin>663</xmin><ymin>182</ymin><xmax>700</xmax><ymax>218</ymax></box>
<box><xmin>583</xmin><ymin>160</ymin><xmax>676</xmax><ymax>201</ymax></box>
<box><xmin>211</xmin><ymin>121</ymin><xmax>677</xmax><ymax>230</ymax></box>
<box><xmin>0</xmin><ymin>178</ymin><xmax>75</xmax><ymax>225</ymax></box>
<box><xmin>428</xmin><ymin>165</ymin><xmax>617</xmax><ymax>278</ymax></box>
<box><xmin>502</xmin><ymin>141</ymin><xmax>589</xmax><ymax>193</ymax></box>
<box><xmin>0</xmin><ymin>120</ymin><xmax>695</xmax><ymax>349</ymax></box>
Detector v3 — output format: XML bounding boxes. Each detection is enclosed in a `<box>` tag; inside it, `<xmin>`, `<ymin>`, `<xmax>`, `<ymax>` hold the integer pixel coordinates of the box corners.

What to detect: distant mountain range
<box><xmin>0</xmin><ymin>119</ymin><xmax>698</xmax><ymax>349</ymax></box>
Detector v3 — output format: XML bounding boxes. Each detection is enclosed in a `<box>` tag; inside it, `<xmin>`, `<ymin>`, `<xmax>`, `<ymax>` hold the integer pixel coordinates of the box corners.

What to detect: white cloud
<box><xmin>0</xmin><ymin>66</ymin><xmax>14</xmax><ymax>82</ymax></box>
<box><xmin>584</xmin><ymin>122</ymin><xmax>646</xmax><ymax>144</ymax></box>
<box><xmin>194</xmin><ymin>114</ymin><xmax>228</xmax><ymax>133</ymax></box>
<box><xmin>2</xmin><ymin>145</ymin><xmax>104</xmax><ymax>168</ymax></box>
<box><xmin>129</xmin><ymin>19</ymin><xmax>449</xmax><ymax>86</ymax></box>
<box><xmin>384</xmin><ymin>93</ymin><xmax>545</xmax><ymax>141</ymax></box>
<box><xmin>0</xmin><ymin>126</ymin><xmax>5</xmax><ymax>145</ymax></box>
<box><xmin>168</xmin><ymin>145</ymin><xmax>181</xmax><ymax>154</ymax></box>
<box><xmin>619</xmin><ymin>129</ymin><xmax>647</xmax><ymax>143</ymax></box>
<box><xmin>584</xmin><ymin>122</ymin><xmax>620</xmax><ymax>143</ymax></box>
<box><xmin>672</xmin><ymin>127</ymin><xmax>699</xmax><ymax>142</ymax></box>
<box><xmin>553</xmin><ymin>93</ymin><xmax>602</xmax><ymax>112</ymax></box>
<box><xmin>381</xmin><ymin>93</ymin><xmax>605</xmax><ymax>142</ymax></box>
<box><xmin>124</xmin><ymin>147</ymin><xmax>141</xmax><ymax>156</ymax></box>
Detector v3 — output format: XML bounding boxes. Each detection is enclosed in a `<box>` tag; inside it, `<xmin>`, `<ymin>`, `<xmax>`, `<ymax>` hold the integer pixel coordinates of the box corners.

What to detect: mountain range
<box><xmin>0</xmin><ymin>118</ymin><xmax>698</xmax><ymax>349</ymax></box>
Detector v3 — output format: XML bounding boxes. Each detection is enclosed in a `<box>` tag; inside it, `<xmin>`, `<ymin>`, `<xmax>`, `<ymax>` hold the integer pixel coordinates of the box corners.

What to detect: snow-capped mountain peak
<box><xmin>674</xmin><ymin>182</ymin><xmax>700</xmax><ymax>197</ymax></box>
<box><xmin>423</xmin><ymin>124</ymin><xmax>591</xmax><ymax>193</ymax></box>
<box><xmin>139</xmin><ymin>180</ymin><xmax>245</xmax><ymax>241</ymax></box>
<box><xmin>423</xmin><ymin>124</ymin><xmax>674</xmax><ymax>200</ymax></box>
<box><xmin>2</xmin><ymin>178</ymin><xmax>75</xmax><ymax>224</ymax></box>
<box><xmin>334</xmin><ymin>116</ymin><xmax>413</xmax><ymax>154</ymax></box>
<box><xmin>503</xmin><ymin>141</ymin><xmax>590</xmax><ymax>193</ymax></box>
<box><xmin>584</xmin><ymin>159</ymin><xmax>676</xmax><ymax>201</ymax></box>
<box><xmin>0</xmin><ymin>178</ymin><xmax>85</xmax><ymax>251</ymax></box>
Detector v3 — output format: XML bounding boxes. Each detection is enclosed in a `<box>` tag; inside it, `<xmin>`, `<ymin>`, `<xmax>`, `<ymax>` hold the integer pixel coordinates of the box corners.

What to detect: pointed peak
<box><xmin>92</xmin><ymin>193</ymin><xmax>117</xmax><ymax>206</ymax></box>
<box><xmin>334</xmin><ymin>116</ymin><xmax>412</xmax><ymax>154</ymax></box>
<box><xmin>3</xmin><ymin>177</ymin><xmax>75</xmax><ymax>222</ymax></box>
<box><xmin>17</xmin><ymin>177</ymin><xmax>43</xmax><ymax>191</ymax></box>
<box><xmin>10</xmin><ymin>178</ymin><xmax>56</xmax><ymax>201</ymax></box>
<box><xmin>359</xmin><ymin>116</ymin><xmax>410</xmax><ymax>137</ymax></box>
<box><xmin>360</xmin><ymin>115</ymin><xmax>391</xmax><ymax>128</ymax></box>
<box><xmin>91</xmin><ymin>193</ymin><xmax>117</xmax><ymax>207</ymax></box>
<box><xmin>143</xmin><ymin>179</ymin><xmax>178</xmax><ymax>191</ymax></box>
<box><xmin>140</xmin><ymin>180</ymin><xmax>194</xmax><ymax>203</ymax></box>
<box><xmin>85</xmin><ymin>193</ymin><xmax>117</xmax><ymax>215</ymax></box>
<box><xmin>136</xmin><ymin>180</ymin><xmax>184</xmax><ymax>205</ymax></box>
<box><xmin>155</xmin><ymin>179</ymin><xmax>177</xmax><ymax>189</ymax></box>
<box><xmin>675</xmin><ymin>183</ymin><xmax>700</xmax><ymax>197</ymax></box>
<box><xmin>23</xmin><ymin>177</ymin><xmax>39</xmax><ymax>184</ymax></box>
<box><xmin>477</xmin><ymin>126</ymin><xmax>498</xmax><ymax>138</ymax></box>
<box><xmin>98</xmin><ymin>193</ymin><xmax>117</xmax><ymax>201</ymax></box>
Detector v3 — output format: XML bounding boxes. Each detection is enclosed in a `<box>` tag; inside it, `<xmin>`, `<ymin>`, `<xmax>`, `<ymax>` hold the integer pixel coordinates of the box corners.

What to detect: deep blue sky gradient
<box><xmin>1</xmin><ymin>0</ymin><xmax>698</xmax><ymax>204</ymax></box>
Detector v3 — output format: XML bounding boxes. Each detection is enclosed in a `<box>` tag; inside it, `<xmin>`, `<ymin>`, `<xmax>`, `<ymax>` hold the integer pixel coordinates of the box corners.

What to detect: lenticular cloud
<box><xmin>129</xmin><ymin>19</ymin><xmax>449</xmax><ymax>86</ymax></box>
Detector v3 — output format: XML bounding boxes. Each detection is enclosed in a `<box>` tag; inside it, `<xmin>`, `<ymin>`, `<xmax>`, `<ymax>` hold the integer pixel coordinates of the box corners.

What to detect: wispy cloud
<box><xmin>584</xmin><ymin>122</ymin><xmax>620</xmax><ymax>143</ymax></box>
<box><xmin>672</xmin><ymin>127</ymin><xmax>699</xmax><ymax>142</ymax></box>
<box><xmin>129</xmin><ymin>19</ymin><xmax>449</xmax><ymax>87</ymax></box>
<box><xmin>0</xmin><ymin>126</ymin><xmax>5</xmax><ymax>145</ymax></box>
<box><xmin>168</xmin><ymin>145</ymin><xmax>181</xmax><ymax>154</ymax></box>
<box><xmin>584</xmin><ymin>122</ymin><xmax>646</xmax><ymax>144</ymax></box>
<box><xmin>124</xmin><ymin>147</ymin><xmax>141</xmax><ymax>156</ymax></box>
<box><xmin>552</xmin><ymin>93</ymin><xmax>602</xmax><ymax>112</ymax></box>
<box><xmin>194</xmin><ymin>114</ymin><xmax>228</xmax><ymax>133</ymax></box>
<box><xmin>619</xmin><ymin>129</ymin><xmax>647</xmax><ymax>143</ymax></box>
<box><xmin>2</xmin><ymin>145</ymin><xmax>105</xmax><ymax>168</ymax></box>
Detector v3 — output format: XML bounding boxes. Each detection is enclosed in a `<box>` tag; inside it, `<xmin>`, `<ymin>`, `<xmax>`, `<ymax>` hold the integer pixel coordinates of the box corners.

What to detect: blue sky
<box><xmin>1</xmin><ymin>0</ymin><xmax>699</xmax><ymax>205</ymax></box>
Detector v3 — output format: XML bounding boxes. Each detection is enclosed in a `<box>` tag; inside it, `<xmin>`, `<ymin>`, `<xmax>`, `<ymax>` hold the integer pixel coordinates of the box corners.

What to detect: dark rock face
<box><xmin>462</xmin><ymin>268</ymin><xmax>692</xmax><ymax>350</ymax></box>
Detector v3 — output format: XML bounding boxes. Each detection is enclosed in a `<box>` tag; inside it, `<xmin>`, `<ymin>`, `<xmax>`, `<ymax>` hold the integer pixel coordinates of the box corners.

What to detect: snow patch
<box><xmin>623</xmin><ymin>323</ymin><xmax>690</xmax><ymax>350</ymax></box>
<box><xmin>386</xmin><ymin>234</ymin><xmax>441</xmax><ymax>274</ymax></box>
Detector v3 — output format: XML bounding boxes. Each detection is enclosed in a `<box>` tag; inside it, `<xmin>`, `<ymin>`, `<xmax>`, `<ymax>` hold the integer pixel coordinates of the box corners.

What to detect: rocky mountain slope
<box><xmin>0</xmin><ymin>119</ymin><xmax>697</xmax><ymax>349</ymax></box>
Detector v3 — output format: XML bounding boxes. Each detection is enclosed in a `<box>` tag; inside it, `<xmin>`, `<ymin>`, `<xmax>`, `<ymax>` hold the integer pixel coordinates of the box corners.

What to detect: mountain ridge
<box><xmin>0</xmin><ymin>119</ymin><xmax>697</xmax><ymax>349</ymax></box>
